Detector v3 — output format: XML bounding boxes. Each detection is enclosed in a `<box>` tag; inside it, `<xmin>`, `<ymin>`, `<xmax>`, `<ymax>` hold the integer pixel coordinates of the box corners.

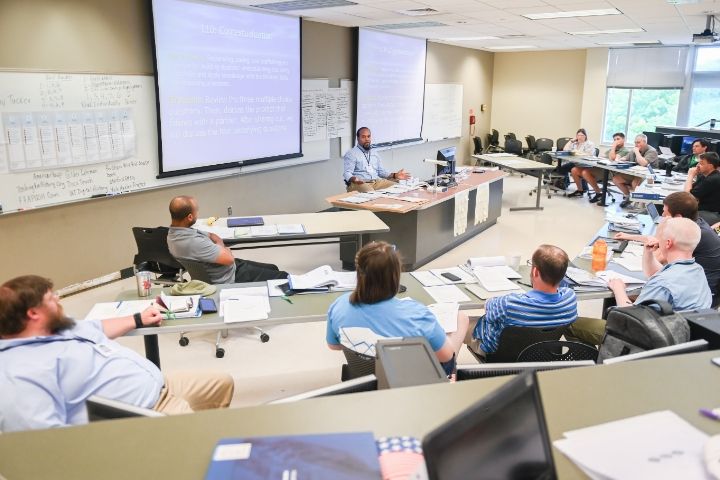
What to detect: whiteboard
<box><xmin>0</xmin><ymin>71</ymin><xmax>330</xmax><ymax>213</ymax></box>
<box><xmin>422</xmin><ymin>83</ymin><xmax>463</xmax><ymax>142</ymax></box>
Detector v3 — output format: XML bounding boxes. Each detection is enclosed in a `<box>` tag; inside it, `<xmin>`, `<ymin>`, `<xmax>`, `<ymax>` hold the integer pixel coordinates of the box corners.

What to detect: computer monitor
<box><xmin>375</xmin><ymin>338</ymin><xmax>447</xmax><ymax>389</ymax></box>
<box><xmin>643</xmin><ymin>131</ymin><xmax>663</xmax><ymax>150</ymax></box>
<box><xmin>435</xmin><ymin>146</ymin><xmax>457</xmax><ymax>187</ymax></box>
<box><xmin>422</xmin><ymin>371</ymin><xmax>556</xmax><ymax>480</ymax></box>
<box><xmin>680</xmin><ymin>136</ymin><xmax>697</xmax><ymax>155</ymax></box>
<box><xmin>268</xmin><ymin>375</ymin><xmax>378</xmax><ymax>404</ymax></box>
<box><xmin>602</xmin><ymin>339</ymin><xmax>708</xmax><ymax>364</ymax></box>
<box><xmin>456</xmin><ymin>361</ymin><xmax>595</xmax><ymax>381</ymax></box>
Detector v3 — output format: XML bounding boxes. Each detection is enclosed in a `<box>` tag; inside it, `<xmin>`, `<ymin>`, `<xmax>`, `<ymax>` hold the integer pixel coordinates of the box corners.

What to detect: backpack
<box><xmin>597</xmin><ymin>299</ymin><xmax>690</xmax><ymax>362</ymax></box>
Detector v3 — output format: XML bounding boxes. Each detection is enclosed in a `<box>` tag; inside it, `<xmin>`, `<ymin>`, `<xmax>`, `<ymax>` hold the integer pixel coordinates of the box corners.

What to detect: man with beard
<box><xmin>343</xmin><ymin>127</ymin><xmax>410</xmax><ymax>192</ymax></box>
<box><xmin>0</xmin><ymin>275</ymin><xmax>234</xmax><ymax>432</ymax></box>
<box><xmin>167</xmin><ymin>195</ymin><xmax>288</xmax><ymax>283</ymax></box>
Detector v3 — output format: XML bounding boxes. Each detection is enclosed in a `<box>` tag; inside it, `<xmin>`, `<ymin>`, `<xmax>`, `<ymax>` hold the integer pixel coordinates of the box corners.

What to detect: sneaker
<box><xmin>568</xmin><ymin>190</ymin><xmax>585</xmax><ymax>198</ymax></box>
<box><xmin>620</xmin><ymin>198</ymin><xmax>632</xmax><ymax>208</ymax></box>
<box><xmin>589</xmin><ymin>193</ymin><xmax>601</xmax><ymax>203</ymax></box>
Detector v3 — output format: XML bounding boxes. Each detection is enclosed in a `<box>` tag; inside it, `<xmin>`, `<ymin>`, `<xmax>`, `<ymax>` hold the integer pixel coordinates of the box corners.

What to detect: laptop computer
<box><xmin>646</xmin><ymin>203</ymin><xmax>662</xmax><ymax>224</ymax></box>
<box><xmin>421</xmin><ymin>371</ymin><xmax>556</xmax><ymax>480</ymax></box>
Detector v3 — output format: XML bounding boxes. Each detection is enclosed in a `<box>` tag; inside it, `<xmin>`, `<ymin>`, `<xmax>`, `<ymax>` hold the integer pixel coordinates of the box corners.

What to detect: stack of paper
<box><xmin>423</xmin><ymin>285</ymin><xmax>471</xmax><ymax>303</ymax></box>
<box><xmin>606</xmin><ymin>213</ymin><xmax>643</xmax><ymax>234</ymax></box>
<box><xmin>472</xmin><ymin>267</ymin><xmax>522</xmax><ymax>292</ymax></box>
<box><xmin>554</xmin><ymin>411</ymin><xmax>709</xmax><ymax>479</ymax></box>
<box><xmin>427</xmin><ymin>302</ymin><xmax>459</xmax><ymax>333</ymax></box>
<box><xmin>410</xmin><ymin>271</ymin><xmax>446</xmax><ymax>287</ymax></box>
<box><xmin>596</xmin><ymin>270</ymin><xmax>646</xmax><ymax>287</ymax></box>
<box><xmin>219</xmin><ymin>287</ymin><xmax>271</xmax><ymax>323</ymax></box>
<box><xmin>564</xmin><ymin>267</ymin><xmax>608</xmax><ymax>292</ymax></box>
<box><xmin>276</xmin><ymin>224</ymin><xmax>305</xmax><ymax>234</ymax></box>
<box><xmin>466</xmin><ymin>256</ymin><xmax>522</xmax><ymax>279</ymax></box>
<box><xmin>249</xmin><ymin>225</ymin><xmax>278</xmax><ymax>236</ymax></box>
<box><xmin>288</xmin><ymin>265</ymin><xmax>356</xmax><ymax>293</ymax></box>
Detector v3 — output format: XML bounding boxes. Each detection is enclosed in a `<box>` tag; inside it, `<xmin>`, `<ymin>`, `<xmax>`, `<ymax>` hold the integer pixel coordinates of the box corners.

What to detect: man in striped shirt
<box><xmin>467</xmin><ymin>244</ymin><xmax>578</xmax><ymax>357</ymax></box>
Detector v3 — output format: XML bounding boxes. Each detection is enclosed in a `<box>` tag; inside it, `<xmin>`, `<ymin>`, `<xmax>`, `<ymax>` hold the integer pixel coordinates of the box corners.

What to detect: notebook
<box><xmin>227</xmin><ymin>216</ymin><xmax>264</xmax><ymax>227</ymax></box>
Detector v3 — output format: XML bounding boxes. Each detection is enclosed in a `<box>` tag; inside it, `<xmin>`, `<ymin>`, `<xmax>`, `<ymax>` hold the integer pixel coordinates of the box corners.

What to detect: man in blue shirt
<box><xmin>570</xmin><ymin>217</ymin><xmax>712</xmax><ymax>345</ymax></box>
<box><xmin>0</xmin><ymin>275</ymin><xmax>234</xmax><ymax>432</ymax></box>
<box><xmin>343</xmin><ymin>127</ymin><xmax>410</xmax><ymax>192</ymax></box>
<box><xmin>467</xmin><ymin>244</ymin><xmax>578</xmax><ymax>357</ymax></box>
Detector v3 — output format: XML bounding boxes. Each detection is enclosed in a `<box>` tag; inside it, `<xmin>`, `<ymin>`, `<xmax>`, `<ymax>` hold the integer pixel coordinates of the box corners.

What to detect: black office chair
<box><xmin>175</xmin><ymin>258</ymin><xmax>270</xmax><ymax>358</ymax></box>
<box><xmin>341</xmin><ymin>346</ymin><xmax>376</xmax><ymax>381</ymax></box>
<box><xmin>86</xmin><ymin>396</ymin><xmax>165</xmax><ymax>421</ymax></box>
<box><xmin>517</xmin><ymin>341</ymin><xmax>599</xmax><ymax>363</ymax></box>
<box><xmin>524</xmin><ymin>135</ymin><xmax>536</xmax><ymax>157</ymax></box>
<box><xmin>472</xmin><ymin>136</ymin><xmax>483</xmax><ymax>155</ymax></box>
<box><xmin>504</xmin><ymin>138</ymin><xmax>523</xmax><ymax>156</ymax></box>
<box><xmin>131</xmin><ymin>227</ymin><xmax>185</xmax><ymax>284</ymax></box>
<box><xmin>504</xmin><ymin>132</ymin><xmax>517</xmax><ymax>142</ymax></box>
<box><xmin>531</xmin><ymin>138</ymin><xmax>553</xmax><ymax>161</ymax></box>
<box><xmin>484</xmin><ymin>129</ymin><xmax>503</xmax><ymax>153</ymax></box>
<box><xmin>556</xmin><ymin>137</ymin><xmax>572</xmax><ymax>151</ymax></box>
<box><xmin>467</xmin><ymin>325</ymin><xmax>564</xmax><ymax>363</ymax></box>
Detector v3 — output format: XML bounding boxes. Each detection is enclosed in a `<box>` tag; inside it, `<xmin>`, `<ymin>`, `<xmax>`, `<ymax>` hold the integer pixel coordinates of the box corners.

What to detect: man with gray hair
<box><xmin>569</xmin><ymin>217</ymin><xmax>711</xmax><ymax>345</ymax></box>
<box><xmin>613</xmin><ymin>133</ymin><xmax>659</xmax><ymax>208</ymax></box>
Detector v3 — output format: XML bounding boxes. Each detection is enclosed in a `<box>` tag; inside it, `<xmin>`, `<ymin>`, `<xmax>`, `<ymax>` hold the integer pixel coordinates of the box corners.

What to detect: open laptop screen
<box><xmin>422</xmin><ymin>371</ymin><xmax>556</xmax><ymax>480</ymax></box>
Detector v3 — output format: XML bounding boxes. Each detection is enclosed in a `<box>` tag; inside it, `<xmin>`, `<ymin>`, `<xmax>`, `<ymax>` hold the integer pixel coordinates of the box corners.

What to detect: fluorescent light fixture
<box><xmin>488</xmin><ymin>45</ymin><xmax>538</xmax><ymax>50</ymax></box>
<box><xmin>442</xmin><ymin>36</ymin><xmax>500</xmax><ymax>41</ymax></box>
<box><xmin>568</xmin><ymin>28</ymin><xmax>645</xmax><ymax>35</ymax></box>
<box><xmin>523</xmin><ymin>8</ymin><xmax>621</xmax><ymax>20</ymax></box>
<box><xmin>596</xmin><ymin>40</ymin><xmax>661</xmax><ymax>45</ymax></box>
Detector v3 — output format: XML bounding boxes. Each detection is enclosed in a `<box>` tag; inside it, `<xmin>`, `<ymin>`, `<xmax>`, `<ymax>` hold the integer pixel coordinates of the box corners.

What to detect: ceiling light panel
<box><xmin>252</xmin><ymin>0</ymin><xmax>357</xmax><ymax>11</ymax></box>
<box><xmin>523</xmin><ymin>8</ymin><xmax>621</xmax><ymax>20</ymax></box>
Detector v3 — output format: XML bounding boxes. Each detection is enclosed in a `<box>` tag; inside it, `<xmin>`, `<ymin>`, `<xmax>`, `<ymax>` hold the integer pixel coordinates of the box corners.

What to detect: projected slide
<box><xmin>152</xmin><ymin>0</ymin><xmax>301</xmax><ymax>175</ymax></box>
<box><xmin>356</xmin><ymin>29</ymin><xmax>427</xmax><ymax>146</ymax></box>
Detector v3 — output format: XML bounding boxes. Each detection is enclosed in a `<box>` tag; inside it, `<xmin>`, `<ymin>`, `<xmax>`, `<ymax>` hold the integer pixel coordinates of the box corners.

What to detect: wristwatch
<box><xmin>133</xmin><ymin>312</ymin><xmax>144</xmax><ymax>329</ymax></box>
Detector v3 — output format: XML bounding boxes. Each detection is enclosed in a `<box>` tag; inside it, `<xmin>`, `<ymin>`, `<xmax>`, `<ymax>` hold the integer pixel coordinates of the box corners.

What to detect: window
<box><xmin>688</xmin><ymin>47</ymin><xmax>720</xmax><ymax>127</ymax></box>
<box><xmin>602</xmin><ymin>88</ymin><xmax>680</xmax><ymax>143</ymax></box>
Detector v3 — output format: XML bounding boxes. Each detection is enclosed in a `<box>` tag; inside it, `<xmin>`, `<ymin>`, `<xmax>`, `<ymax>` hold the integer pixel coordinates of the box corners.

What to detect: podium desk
<box><xmin>1</xmin><ymin>351</ymin><xmax>718</xmax><ymax>479</ymax></box>
<box><xmin>327</xmin><ymin>171</ymin><xmax>506</xmax><ymax>270</ymax></box>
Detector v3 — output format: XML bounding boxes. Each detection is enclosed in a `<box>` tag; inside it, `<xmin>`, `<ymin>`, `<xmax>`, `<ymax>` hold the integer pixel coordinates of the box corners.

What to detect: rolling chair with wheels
<box><xmin>466</xmin><ymin>325</ymin><xmax>564</xmax><ymax>363</ymax></box>
<box><xmin>530</xmin><ymin>152</ymin><xmax>567</xmax><ymax>198</ymax></box>
<box><xmin>484</xmin><ymin>129</ymin><xmax>504</xmax><ymax>153</ymax></box>
<box><xmin>556</xmin><ymin>137</ymin><xmax>572</xmax><ymax>151</ymax></box>
<box><xmin>472</xmin><ymin>136</ymin><xmax>483</xmax><ymax>155</ymax></box>
<box><xmin>131</xmin><ymin>227</ymin><xmax>185</xmax><ymax>284</ymax></box>
<box><xmin>524</xmin><ymin>135</ymin><xmax>536</xmax><ymax>157</ymax></box>
<box><xmin>517</xmin><ymin>340</ymin><xmax>599</xmax><ymax>362</ymax></box>
<box><xmin>504</xmin><ymin>138</ymin><xmax>523</xmax><ymax>156</ymax></box>
<box><xmin>175</xmin><ymin>258</ymin><xmax>270</xmax><ymax>359</ymax></box>
<box><xmin>530</xmin><ymin>138</ymin><xmax>553</xmax><ymax>161</ymax></box>
<box><xmin>340</xmin><ymin>345</ymin><xmax>376</xmax><ymax>381</ymax></box>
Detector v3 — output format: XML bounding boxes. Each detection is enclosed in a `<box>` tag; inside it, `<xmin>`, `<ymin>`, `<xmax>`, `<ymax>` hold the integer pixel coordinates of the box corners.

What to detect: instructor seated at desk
<box><xmin>0</xmin><ymin>275</ymin><xmax>234</xmax><ymax>432</ymax></box>
<box><xmin>465</xmin><ymin>245</ymin><xmax>578</xmax><ymax>358</ymax></box>
<box><xmin>167</xmin><ymin>195</ymin><xmax>288</xmax><ymax>283</ymax></box>
<box><xmin>326</xmin><ymin>241</ymin><xmax>469</xmax><ymax>370</ymax></box>
<box><xmin>343</xmin><ymin>127</ymin><xmax>410</xmax><ymax>192</ymax></box>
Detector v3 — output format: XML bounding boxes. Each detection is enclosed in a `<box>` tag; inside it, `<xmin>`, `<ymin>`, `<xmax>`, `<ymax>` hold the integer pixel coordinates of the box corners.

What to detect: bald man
<box><xmin>570</xmin><ymin>217</ymin><xmax>712</xmax><ymax>345</ymax></box>
<box><xmin>167</xmin><ymin>196</ymin><xmax>288</xmax><ymax>284</ymax></box>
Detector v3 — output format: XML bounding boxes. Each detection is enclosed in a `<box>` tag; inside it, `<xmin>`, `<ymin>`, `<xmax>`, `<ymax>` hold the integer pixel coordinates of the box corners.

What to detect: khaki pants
<box><xmin>566</xmin><ymin>317</ymin><xmax>607</xmax><ymax>346</ymax></box>
<box><xmin>346</xmin><ymin>178</ymin><xmax>397</xmax><ymax>192</ymax></box>
<box><xmin>153</xmin><ymin>371</ymin><xmax>234</xmax><ymax>414</ymax></box>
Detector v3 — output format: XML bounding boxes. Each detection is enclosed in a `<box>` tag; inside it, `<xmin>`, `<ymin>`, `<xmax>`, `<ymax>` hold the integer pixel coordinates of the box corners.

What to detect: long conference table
<box><xmin>326</xmin><ymin>170</ymin><xmax>506</xmax><ymax>270</ymax></box>
<box><xmin>1</xmin><ymin>350</ymin><xmax>718</xmax><ymax>479</ymax></box>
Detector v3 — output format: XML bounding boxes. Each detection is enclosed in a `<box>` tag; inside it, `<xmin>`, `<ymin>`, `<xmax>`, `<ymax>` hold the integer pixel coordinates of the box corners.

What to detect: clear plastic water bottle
<box><xmin>591</xmin><ymin>239</ymin><xmax>607</xmax><ymax>272</ymax></box>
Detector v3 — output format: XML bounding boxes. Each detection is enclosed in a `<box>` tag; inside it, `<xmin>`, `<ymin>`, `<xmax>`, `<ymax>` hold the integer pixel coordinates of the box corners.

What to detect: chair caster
<box><xmin>547</xmin><ymin>195</ymin><xmax>552</xmax><ymax>199</ymax></box>
<box><xmin>179</xmin><ymin>336</ymin><xmax>189</xmax><ymax>347</ymax></box>
<box><xmin>260</xmin><ymin>333</ymin><xmax>270</xmax><ymax>343</ymax></box>
<box><xmin>529</xmin><ymin>191</ymin><xmax>532</xmax><ymax>196</ymax></box>
<box><xmin>215</xmin><ymin>347</ymin><xmax>225</xmax><ymax>358</ymax></box>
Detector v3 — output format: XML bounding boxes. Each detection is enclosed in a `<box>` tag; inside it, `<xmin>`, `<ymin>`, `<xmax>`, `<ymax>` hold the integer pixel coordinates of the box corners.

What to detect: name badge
<box><xmin>93</xmin><ymin>342</ymin><xmax>117</xmax><ymax>357</ymax></box>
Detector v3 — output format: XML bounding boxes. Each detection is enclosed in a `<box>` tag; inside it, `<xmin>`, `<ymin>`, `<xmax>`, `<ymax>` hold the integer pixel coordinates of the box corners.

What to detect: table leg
<box><xmin>510</xmin><ymin>170</ymin><xmax>545</xmax><ymax>211</ymax></box>
<box><xmin>598</xmin><ymin>169</ymin><xmax>610</xmax><ymax>207</ymax></box>
<box><xmin>144</xmin><ymin>334</ymin><xmax>161</xmax><ymax>368</ymax></box>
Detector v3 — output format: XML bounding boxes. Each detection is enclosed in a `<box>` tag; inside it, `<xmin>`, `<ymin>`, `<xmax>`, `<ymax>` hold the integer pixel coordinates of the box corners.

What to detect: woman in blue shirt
<box><xmin>326</xmin><ymin>241</ymin><xmax>468</xmax><ymax>367</ymax></box>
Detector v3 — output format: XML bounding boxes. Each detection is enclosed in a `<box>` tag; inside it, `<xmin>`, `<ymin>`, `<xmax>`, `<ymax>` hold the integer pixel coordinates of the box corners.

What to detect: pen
<box><xmin>281</xmin><ymin>295</ymin><xmax>293</xmax><ymax>304</ymax></box>
<box><xmin>700</xmin><ymin>408</ymin><xmax>720</xmax><ymax>421</ymax></box>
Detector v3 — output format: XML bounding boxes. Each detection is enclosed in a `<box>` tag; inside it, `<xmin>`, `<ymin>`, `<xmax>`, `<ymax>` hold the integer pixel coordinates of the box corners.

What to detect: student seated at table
<box><xmin>326</xmin><ymin>241</ymin><xmax>469</xmax><ymax>371</ymax></box>
<box><xmin>673</xmin><ymin>138</ymin><xmax>709</xmax><ymax>174</ymax></box>
<box><xmin>684</xmin><ymin>152</ymin><xmax>720</xmax><ymax>225</ymax></box>
<box><xmin>569</xmin><ymin>132</ymin><xmax>628</xmax><ymax>205</ymax></box>
<box><xmin>614</xmin><ymin>192</ymin><xmax>720</xmax><ymax>307</ymax></box>
<box><xmin>560</xmin><ymin>128</ymin><xmax>596</xmax><ymax>194</ymax></box>
<box><xmin>465</xmin><ymin>245</ymin><xmax>578</xmax><ymax>359</ymax></box>
<box><xmin>167</xmin><ymin>195</ymin><xmax>288</xmax><ymax>283</ymax></box>
<box><xmin>612</xmin><ymin>134</ymin><xmax>659</xmax><ymax>208</ymax></box>
<box><xmin>0</xmin><ymin>275</ymin><xmax>234</xmax><ymax>432</ymax></box>
<box><xmin>570</xmin><ymin>217</ymin><xmax>712</xmax><ymax>345</ymax></box>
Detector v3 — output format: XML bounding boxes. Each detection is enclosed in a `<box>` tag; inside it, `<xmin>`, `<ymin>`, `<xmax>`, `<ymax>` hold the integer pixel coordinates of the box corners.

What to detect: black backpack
<box><xmin>597</xmin><ymin>299</ymin><xmax>690</xmax><ymax>362</ymax></box>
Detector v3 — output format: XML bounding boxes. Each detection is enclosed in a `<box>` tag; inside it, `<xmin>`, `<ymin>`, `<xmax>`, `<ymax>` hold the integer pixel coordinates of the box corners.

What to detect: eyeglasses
<box><xmin>526</xmin><ymin>260</ymin><xmax>534</xmax><ymax>267</ymax></box>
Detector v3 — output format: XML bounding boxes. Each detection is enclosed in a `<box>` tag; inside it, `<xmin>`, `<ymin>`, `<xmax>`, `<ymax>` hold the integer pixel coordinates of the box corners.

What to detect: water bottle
<box><xmin>591</xmin><ymin>239</ymin><xmax>607</xmax><ymax>272</ymax></box>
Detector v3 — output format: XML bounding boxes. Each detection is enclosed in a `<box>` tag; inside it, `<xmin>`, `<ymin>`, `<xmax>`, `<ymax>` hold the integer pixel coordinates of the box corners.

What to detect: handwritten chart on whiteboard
<box><xmin>422</xmin><ymin>83</ymin><xmax>463</xmax><ymax>142</ymax></box>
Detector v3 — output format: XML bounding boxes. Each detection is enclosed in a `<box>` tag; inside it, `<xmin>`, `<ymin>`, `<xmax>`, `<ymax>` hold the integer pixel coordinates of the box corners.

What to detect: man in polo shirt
<box><xmin>673</xmin><ymin>138</ymin><xmax>709</xmax><ymax>173</ymax></box>
<box><xmin>343</xmin><ymin>127</ymin><xmax>410</xmax><ymax>192</ymax></box>
<box><xmin>685</xmin><ymin>152</ymin><xmax>720</xmax><ymax>225</ymax></box>
<box><xmin>570</xmin><ymin>217</ymin><xmax>712</xmax><ymax>345</ymax></box>
<box><xmin>466</xmin><ymin>244</ymin><xmax>577</xmax><ymax>357</ymax></box>
<box><xmin>0</xmin><ymin>275</ymin><xmax>234</xmax><ymax>432</ymax></box>
<box><xmin>613</xmin><ymin>134</ymin><xmax>659</xmax><ymax>208</ymax></box>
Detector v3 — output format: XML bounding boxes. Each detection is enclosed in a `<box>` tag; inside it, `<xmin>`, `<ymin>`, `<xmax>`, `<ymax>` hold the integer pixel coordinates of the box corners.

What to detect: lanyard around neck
<box><xmin>358</xmin><ymin>145</ymin><xmax>371</xmax><ymax>165</ymax></box>
<box><xmin>0</xmin><ymin>335</ymin><xmax>96</xmax><ymax>353</ymax></box>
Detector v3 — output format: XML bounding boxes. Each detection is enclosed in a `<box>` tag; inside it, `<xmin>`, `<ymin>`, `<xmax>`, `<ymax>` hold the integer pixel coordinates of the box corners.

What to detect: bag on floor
<box><xmin>597</xmin><ymin>299</ymin><xmax>690</xmax><ymax>362</ymax></box>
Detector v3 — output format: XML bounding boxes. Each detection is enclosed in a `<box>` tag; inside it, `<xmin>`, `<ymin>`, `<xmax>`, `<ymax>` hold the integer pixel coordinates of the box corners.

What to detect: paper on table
<box><xmin>410</xmin><ymin>271</ymin><xmax>446</xmax><ymax>287</ymax></box>
<box><xmin>223</xmin><ymin>298</ymin><xmax>269</xmax><ymax>323</ymax></box>
<box><xmin>276</xmin><ymin>224</ymin><xmax>306</xmax><ymax>234</ymax></box>
<box><xmin>430</xmin><ymin>267</ymin><xmax>476</xmax><ymax>284</ymax></box>
<box><xmin>427</xmin><ymin>302</ymin><xmax>459</xmax><ymax>333</ymax></box>
<box><xmin>612</xmin><ymin>255</ymin><xmax>643</xmax><ymax>272</ymax></box>
<box><xmin>465</xmin><ymin>283</ymin><xmax>523</xmax><ymax>301</ymax></box>
<box><xmin>423</xmin><ymin>285</ymin><xmax>472</xmax><ymax>303</ymax></box>
<box><xmin>220</xmin><ymin>287</ymin><xmax>270</xmax><ymax>316</ymax></box>
<box><xmin>267</xmin><ymin>279</ymin><xmax>290</xmax><ymax>297</ymax></box>
<box><xmin>596</xmin><ymin>270</ymin><xmax>646</xmax><ymax>285</ymax></box>
<box><xmin>85</xmin><ymin>300</ymin><xmax>154</xmax><ymax>321</ymax></box>
<box><xmin>554</xmin><ymin>410</ymin><xmax>709</xmax><ymax>480</ymax></box>
<box><xmin>250</xmin><ymin>225</ymin><xmax>278</xmax><ymax>236</ymax></box>
<box><xmin>472</xmin><ymin>267</ymin><xmax>522</xmax><ymax>292</ymax></box>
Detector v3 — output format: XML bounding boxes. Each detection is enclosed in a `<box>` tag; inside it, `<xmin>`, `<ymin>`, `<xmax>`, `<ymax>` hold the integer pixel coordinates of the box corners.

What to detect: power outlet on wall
<box><xmin>227</xmin><ymin>206</ymin><xmax>233</xmax><ymax>216</ymax></box>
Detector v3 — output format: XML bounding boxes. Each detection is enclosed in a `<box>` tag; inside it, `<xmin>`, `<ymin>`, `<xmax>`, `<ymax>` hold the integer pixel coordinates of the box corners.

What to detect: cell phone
<box><xmin>441</xmin><ymin>272</ymin><xmax>461</xmax><ymax>282</ymax></box>
<box><xmin>199</xmin><ymin>298</ymin><xmax>217</xmax><ymax>313</ymax></box>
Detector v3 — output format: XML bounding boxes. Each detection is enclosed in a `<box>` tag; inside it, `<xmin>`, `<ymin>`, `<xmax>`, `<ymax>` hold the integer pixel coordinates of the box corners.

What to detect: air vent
<box><xmin>252</xmin><ymin>0</ymin><xmax>357</xmax><ymax>12</ymax></box>
<box><xmin>371</xmin><ymin>21</ymin><xmax>446</xmax><ymax>30</ymax></box>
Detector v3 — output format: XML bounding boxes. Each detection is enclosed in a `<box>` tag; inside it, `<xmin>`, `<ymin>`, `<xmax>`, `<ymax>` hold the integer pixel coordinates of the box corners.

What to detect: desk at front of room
<box><xmin>1</xmin><ymin>351</ymin><xmax>719</xmax><ymax>479</ymax></box>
